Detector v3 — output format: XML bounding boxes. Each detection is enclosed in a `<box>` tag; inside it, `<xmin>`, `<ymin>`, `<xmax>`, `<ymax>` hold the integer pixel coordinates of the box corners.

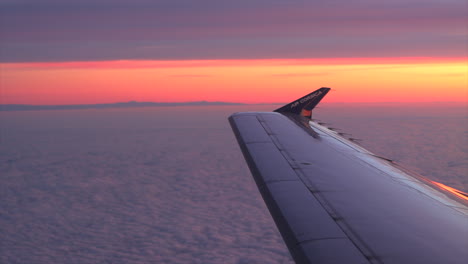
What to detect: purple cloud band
<box><xmin>1</xmin><ymin>0</ymin><xmax>466</xmax><ymax>62</ymax></box>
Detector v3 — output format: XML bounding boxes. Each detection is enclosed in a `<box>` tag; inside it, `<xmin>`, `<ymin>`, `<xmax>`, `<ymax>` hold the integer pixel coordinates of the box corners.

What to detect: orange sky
<box><xmin>1</xmin><ymin>58</ymin><xmax>466</xmax><ymax>105</ymax></box>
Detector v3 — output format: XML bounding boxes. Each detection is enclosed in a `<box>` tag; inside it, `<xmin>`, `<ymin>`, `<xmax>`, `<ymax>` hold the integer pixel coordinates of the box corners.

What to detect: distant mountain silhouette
<box><xmin>0</xmin><ymin>101</ymin><xmax>244</xmax><ymax>111</ymax></box>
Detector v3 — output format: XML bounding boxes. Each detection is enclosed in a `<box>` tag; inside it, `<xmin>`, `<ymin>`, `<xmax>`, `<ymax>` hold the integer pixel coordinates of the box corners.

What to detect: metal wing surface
<box><xmin>229</xmin><ymin>88</ymin><xmax>468</xmax><ymax>264</ymax></box>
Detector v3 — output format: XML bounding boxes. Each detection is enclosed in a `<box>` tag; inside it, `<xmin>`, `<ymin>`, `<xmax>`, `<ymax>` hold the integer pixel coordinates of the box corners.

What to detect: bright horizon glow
<box><xmin>1</xmin><ymin>58</ymin><xmax>467</xmax><ymax>105</ymax></box>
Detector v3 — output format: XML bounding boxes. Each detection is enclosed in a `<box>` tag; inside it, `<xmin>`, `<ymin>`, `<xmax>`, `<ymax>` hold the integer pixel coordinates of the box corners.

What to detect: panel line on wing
<box><xmin>256</xmin><ymin>113</ymin><xmax>381</xmax><ymax>263</ymax></box>
<box><xmin>292</xmin><ymin>167</ymin><xmax>382</xmax><ymax>264</ymax></box>
<box><xmin>297</xmin><ymin>236</ymin><xmax>356</xmax><ymax>245</ymax></box>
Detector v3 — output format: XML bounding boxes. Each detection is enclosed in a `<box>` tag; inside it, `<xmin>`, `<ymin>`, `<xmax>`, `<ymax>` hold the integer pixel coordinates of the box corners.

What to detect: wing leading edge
<box><xmin>229</xmin><ymin>88</ymin><xmax>468</xmax><ymax>264</ymax></box>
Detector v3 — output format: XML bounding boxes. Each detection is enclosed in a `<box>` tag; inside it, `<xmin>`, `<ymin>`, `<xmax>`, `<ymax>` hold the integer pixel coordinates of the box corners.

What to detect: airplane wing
<box><xmin>228</xmin><ymin>88</ymin><xmax>468</xmax><ymax>264</ymax></box>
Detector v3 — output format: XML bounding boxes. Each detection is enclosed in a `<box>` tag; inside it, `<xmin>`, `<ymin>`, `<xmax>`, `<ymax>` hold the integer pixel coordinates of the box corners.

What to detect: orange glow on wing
<box><xmin>1</xmin><ymin>58</ymin><xmax>466</xmax><ymax>104</ymax></box>
<box><xmin>429</xmin><ymin>181</ymin><xmax>468</xmax><ymax>201</ymax></box>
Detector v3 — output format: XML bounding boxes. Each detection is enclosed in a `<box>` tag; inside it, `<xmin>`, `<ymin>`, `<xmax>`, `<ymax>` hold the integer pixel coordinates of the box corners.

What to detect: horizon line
<box><xmin>1</xmin><ymin>100</ymin><xmax>466</xmax><ymax>112</ymax></box>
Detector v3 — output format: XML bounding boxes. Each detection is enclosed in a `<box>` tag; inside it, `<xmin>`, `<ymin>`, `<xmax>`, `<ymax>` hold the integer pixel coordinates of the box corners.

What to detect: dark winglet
<box><xmin>274</xmin><ymin>87</ymin><xmax>330</xmax><ymax>118</ymax></box>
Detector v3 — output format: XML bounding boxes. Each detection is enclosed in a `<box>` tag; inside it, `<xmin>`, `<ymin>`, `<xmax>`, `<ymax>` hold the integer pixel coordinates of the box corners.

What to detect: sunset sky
<box><xmin>1</xmin><ymin>0</ymin><xmax>467</xmax><ymax>104</ymax></box>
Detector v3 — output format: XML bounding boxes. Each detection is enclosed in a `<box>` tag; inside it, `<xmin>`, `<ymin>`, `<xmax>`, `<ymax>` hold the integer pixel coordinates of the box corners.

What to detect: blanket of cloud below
<box><xmin>0</xmin><ymin>104</ymin><xmax>466</xmax><ymax>263</ymax></box>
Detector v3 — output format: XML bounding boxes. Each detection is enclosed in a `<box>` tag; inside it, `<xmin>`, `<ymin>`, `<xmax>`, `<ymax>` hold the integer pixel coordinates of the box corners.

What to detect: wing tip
<box><xmin>274</xmin><ymin>87</ymin><xmax>331</xmax><ymax>118</ymax></box>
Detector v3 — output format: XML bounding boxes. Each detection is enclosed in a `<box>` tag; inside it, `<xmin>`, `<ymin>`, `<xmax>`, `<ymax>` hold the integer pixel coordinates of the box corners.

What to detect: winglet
<box><xmin>274</xmin><ymin>87</ymin><xmax>331</xmax><ymax>118</ymax></box>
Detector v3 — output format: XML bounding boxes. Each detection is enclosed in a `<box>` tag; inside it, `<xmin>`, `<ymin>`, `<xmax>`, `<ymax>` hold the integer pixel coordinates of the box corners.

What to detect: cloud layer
<box><xmin>1</xmin><ymin>104</ymin><xmax>466</xmax><ymax>263</ymax></box>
